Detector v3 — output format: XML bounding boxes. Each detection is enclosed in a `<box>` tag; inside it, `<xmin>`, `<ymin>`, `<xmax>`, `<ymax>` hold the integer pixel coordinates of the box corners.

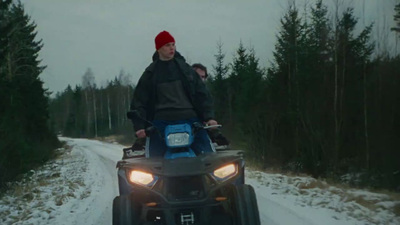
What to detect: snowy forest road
<box><xmin>61</xmin><ymin>138</ymin><xmax>121</xmax><ymax>225</ymax></box>
<box><xmin>48</xmin><ymin>138</ymin><xmax>394</xmax><ymax>225</ymax></box>
<box><xmin>2</xmin><ymin>139</ymin><xmax>397</xmax><ymax>225</ymax></box>
<box><xmin>62</xmin><ymin>137</ymin><xmax>317</xmax><ymax>225</ymax></box>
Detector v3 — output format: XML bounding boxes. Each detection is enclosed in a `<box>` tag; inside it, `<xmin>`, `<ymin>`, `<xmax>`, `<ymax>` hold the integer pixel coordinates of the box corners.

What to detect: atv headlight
<box><xmin>129</xmin><ymin>170</ymin><xmax>154</xmax><ymax>186</ymax></box>
<box><xmin>167</xmin><ymin>132</ymin><xmax>190</xmax><ymax>147</ymax></box>
<box><xmin>213</xmin><ymin>164</ymin><xmax>238</xmax><ymax>180</ymax></box>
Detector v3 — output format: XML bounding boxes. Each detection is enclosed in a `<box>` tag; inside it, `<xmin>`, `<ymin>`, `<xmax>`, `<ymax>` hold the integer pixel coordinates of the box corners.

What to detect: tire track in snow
<box><xmin>56</xmin><ymin>138</ymin><xmax>121</xmax><ymax>225</ymax></box>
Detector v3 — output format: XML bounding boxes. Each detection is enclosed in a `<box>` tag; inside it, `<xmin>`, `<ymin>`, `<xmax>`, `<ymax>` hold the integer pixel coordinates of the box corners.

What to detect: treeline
<box><xmin>208</xmin><ymin>0</ymin><xmax>400</xmax><ymax>189</ymax></box>
<box><xmin>49</xmin><ymin>69</ymin><xmax>134</xmax><ymax>139</ymax></box>
<box><xmin>48</xmin><ymin>0</ymin><xmax>400</xmax><ymax>190</ymax></box>
<box><xmin>0</xmin><ymin>1</ymin><xmax>60</xmax><ymax>187</ymax></box>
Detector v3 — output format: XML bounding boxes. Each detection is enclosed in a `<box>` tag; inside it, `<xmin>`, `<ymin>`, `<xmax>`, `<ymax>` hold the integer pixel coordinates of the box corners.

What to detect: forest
<box><xmin>208</xmin><ymin>1</ymin><xmax>400</xmax><ymax>190</ymax></box>
<box><xmin>1</xmin><ymin>0</ymin><xmax>400</xmax><ymax>190</ymax></box>
<box><xmin>0</xmin><ymin>0</ymin><xmax>60</xmax><ymax>188</ymax></box>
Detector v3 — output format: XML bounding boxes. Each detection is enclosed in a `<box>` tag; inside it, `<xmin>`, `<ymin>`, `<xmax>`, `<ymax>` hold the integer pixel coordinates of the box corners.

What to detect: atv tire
<box><xmin>112</xmin><ymin>195</ymin><xmax>141</xmax><ymax>225</ymax></box>
<box><xmin>230</xmin><ymin>184</ymin><xmax>260</xmax><ymax>225</ymax></box>
<box><xmin>112</xmin><ymin>196</ymin><xmax>120</xmax><ymax>225</ymax></box>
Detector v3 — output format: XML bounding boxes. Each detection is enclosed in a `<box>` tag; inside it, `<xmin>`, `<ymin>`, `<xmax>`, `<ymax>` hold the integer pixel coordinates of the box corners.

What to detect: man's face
<box><xmin>158</xmin><ymin>42</ymin><xmax>175</xmax><ymax>61</ymax></box>
<box><xmin>195</xmin><ymin>68</ymin><xmax>207</xmax><ymax>82</ymax></box>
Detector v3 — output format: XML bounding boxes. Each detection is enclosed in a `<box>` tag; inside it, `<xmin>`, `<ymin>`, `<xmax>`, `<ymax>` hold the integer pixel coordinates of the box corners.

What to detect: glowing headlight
<box><xmin>213</xmin><ymin>164</ymin><xmax>237</xmax><ymax>180</ymax></box>
<box><xmin>129</xmin><ymin>170</ymin><xmax>154</xmax><ymax>186</ymax></box>
<box><xmin>167</xmin><ymin>133</ymin><xmax>190</xmax><ymax>147</ymax></box>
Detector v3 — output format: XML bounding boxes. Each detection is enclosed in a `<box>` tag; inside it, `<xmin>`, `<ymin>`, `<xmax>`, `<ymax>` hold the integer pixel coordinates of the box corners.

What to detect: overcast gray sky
<box><xmin>20</xmin><ymin>0</ymin><xmax>397</xmax><ymax>96</ymax></box>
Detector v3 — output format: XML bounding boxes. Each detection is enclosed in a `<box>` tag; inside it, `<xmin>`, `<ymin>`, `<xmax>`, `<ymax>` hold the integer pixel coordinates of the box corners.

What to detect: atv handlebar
<box><xmin>127</xmin><ymin>110</ymin><xmax>222</xmax><ymax>137</ymax></box>
<box><xmin>144</xmin><ymin>122</ymin><xmax>222</xmax><ymax>137</ymax></box>
<box><xmin>203</xmin><ymin>124</ymin><xmax>222</xmax><ymax>129</ymax></box>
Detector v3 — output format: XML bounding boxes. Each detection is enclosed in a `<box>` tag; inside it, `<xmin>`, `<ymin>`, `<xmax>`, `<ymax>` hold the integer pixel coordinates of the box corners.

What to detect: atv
<box><xmin>112</xmin><ymin>112</ymin><xmax>260</xmax><ymax>225</ymax></box>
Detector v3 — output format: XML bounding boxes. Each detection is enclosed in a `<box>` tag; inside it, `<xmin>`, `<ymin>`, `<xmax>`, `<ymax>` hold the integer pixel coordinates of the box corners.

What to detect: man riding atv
<box><xmin>131</xmin><ymin>30</ymin><xmax>217</xmax><ymax>158</ymax></box>
<box><xmin>112</xmin><ymin>31</ymin><xmax>260</xmax><ymax>225</ymax></box>
<box><xmin>126</xmin><ymin>62</ymin><xmax>230</xmax><ymax>156</ymax></box>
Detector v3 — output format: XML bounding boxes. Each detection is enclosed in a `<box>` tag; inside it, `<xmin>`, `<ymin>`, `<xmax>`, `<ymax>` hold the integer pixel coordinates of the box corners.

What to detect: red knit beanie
<box><xmin>155</xmin><ymin>31</ymin><xmax>175</xmax><ymax>50</ymax></box>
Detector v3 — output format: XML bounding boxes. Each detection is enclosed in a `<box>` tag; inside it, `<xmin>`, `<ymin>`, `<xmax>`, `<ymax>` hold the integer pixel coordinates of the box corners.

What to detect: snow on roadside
<box><xmin>246</xmin><ymin>169</ymin><xmax>400</xmax><ymax>225</ymax></box>
<box><xmin>0</xmin><ymin>145</ymin><xmax>89</xmax><ymax>225</ymax></box>
<box><xmin>0</xmin><ymin>137</ymin><xmax>122</xmax><ymax>225</ymax></box>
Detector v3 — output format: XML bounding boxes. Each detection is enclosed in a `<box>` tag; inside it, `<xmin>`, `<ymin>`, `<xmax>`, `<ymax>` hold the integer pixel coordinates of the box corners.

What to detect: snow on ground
<box><xmin>246</xmin><ymin>170</ymin><xmax>400</xmax><ymax>225</ymax></box>
<box><xmin>0</xmin><ymin>137</ymin><xmax>399</xmax><ymax>225</ymax></box>
<box><xmin>0</xmin><ymin>137</ymin><xmax>122</xmax><ymax>225</ymax></box>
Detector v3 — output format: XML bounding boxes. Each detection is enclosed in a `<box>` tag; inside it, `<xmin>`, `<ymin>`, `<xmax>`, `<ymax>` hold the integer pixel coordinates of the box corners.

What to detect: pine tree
<box><xmin>296</xmin><ymin>0</ymin><xmax>333</xmax><ymax>175</ymax></box>
<box><xmin>210</xmin><ymin>40</ymin><xmax>229</xmax><ymax>122</ymax></box>
<box><xmin>0</xmin><ymin>1</ymin><xmax>59</xmax><ymax>187</ymax></box>
<box><xmin>229</xmin><ymin>41</ymin><xmax>248</xmax><ymax>124</ymax></box>
<box><xmin>72</xmin><ymin>85</ymin><xmax>84</xmax><ymax>137</ymax></box>
<box><xmin>237</xmin><ymin>46</ymin><xmax>265</xmax><ymax>161</ymax></box>
<box><xmin>0</xmin><ymin>0</ymin><xmax>12</xmax><ymax>75</ymax></box>
<box><xmin>391</xmin><ymin>3</ymin><xmax>400</xmax><ymax>37</ymax></box>
<box><xmin>241</xmin><ymin>47</ymin><xmax>264</xmax><ymax>111</ymax></box>
<box><xmin>330</xmin><ymin>6</ymin><xmax>374</xmax><ymax>171</ymax></box>
<box><xmin>48</xmin><ymin>85</ymin><xmax>74</xmax><ymax>135</ymax></box>
<box><xmin>267</xmin><ymin>2</ymin><xmax>304</xmax><ymax>164</ymax></box>
<box><xmin>6</xmin><ymin>2</ymin><xmax>49</xmax><ymax>140</ymax></box>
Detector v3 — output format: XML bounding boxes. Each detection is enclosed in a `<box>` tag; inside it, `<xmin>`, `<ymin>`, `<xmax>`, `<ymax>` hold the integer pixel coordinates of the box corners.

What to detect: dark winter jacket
<box><xmin>130</xmin><ymin>51</ymin><xmax>214</xmax><ymax>132</ymax></box>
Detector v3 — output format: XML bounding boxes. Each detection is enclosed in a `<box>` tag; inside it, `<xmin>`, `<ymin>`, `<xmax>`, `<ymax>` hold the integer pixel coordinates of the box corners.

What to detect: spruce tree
<box><xmin>298</xmin><ymin>0</ymin><xmax>333</xmax><ymax>175</ymax></box>
<box><xmin>391</xmin><ymin>3</ymin><xmax>400</xmax><ymax>37</ymax></box>
<box><xmin>267</xmin><ymin>2</ymin><xmax>304</xmax><ymax>164</ymax></box>
<box><xmin>0</xmin><ymin>1</ymin><xmax>59</xmax><ymax>187</ymax></box>
<box><xmin>210</xmin><ymin>40</ymin><xmax>229</xmax><ymax>122</ymax></box>
<box><xmin>229</xmin><ymin>41</ymin><xmax>248</xmax><ymax>124</ymax></box>
<box><xmin>0</xmin><ymin>0</ymin><xmax>12</xmax><ymax>75</ymax></box>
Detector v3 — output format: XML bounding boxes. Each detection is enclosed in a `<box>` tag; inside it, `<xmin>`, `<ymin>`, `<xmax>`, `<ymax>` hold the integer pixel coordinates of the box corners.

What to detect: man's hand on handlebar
<box><xmin>136</xmin><ymin>129</ymin><xmax>146</xmax><ymax>138</ymax></box>
<box><xmin>205</xmin><ymin>119</ymin><xmax>218</xmax><ymax>129</ymax></box>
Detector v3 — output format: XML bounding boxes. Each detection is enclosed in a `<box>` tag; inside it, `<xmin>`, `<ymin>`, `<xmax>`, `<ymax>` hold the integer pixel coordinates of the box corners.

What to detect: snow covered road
<box><xmin>63</xmin><ymin>138</ymin><xmax>121</xmax><ymax>225</ymax></box>
<box><xmin>1</xmin><ymin>137</ymin><xmax>399</xmax><ymax>225</ymax></box>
